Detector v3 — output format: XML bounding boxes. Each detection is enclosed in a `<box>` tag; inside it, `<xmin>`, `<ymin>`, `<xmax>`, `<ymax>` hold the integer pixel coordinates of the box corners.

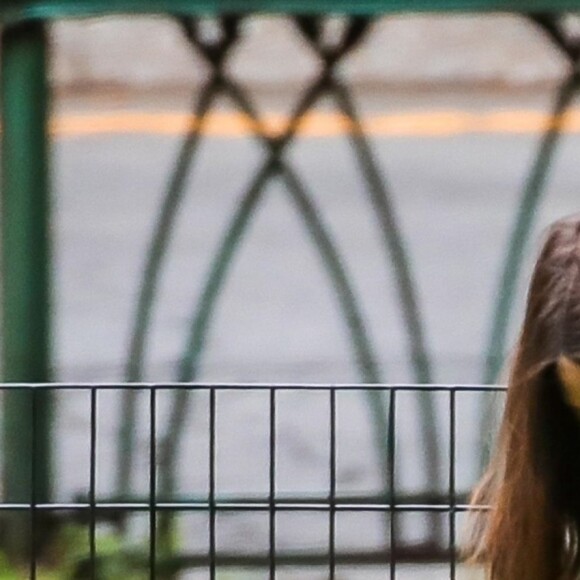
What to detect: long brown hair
<box><xmin>467</xmin><ymin>215</ymin><xmax>580</xmax><ymax>580</ymax></box>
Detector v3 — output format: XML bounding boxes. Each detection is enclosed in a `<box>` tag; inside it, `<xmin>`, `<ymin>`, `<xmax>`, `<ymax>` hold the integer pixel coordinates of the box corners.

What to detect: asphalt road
<box><xmin>54</xmin><ymin>90</ymin><xmax>580</xmax><ymax>385</ymax></box>
<box><xmin>45</xmin><ymin>87</ymin><xmax>580</xmax><ymax>578</ymax></box>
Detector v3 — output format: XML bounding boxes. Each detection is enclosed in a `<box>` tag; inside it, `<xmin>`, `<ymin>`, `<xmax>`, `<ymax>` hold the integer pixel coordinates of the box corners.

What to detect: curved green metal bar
<box><xmin>116</xmin><ymin>79</ymin><xmax>222</xmax><ymax>505</ymax></box>
<box><xmin>154</xmin><ymin>72</ymin><xmax>327</xmax><ymax>482</ymax></box>
<box><xmin>156</xmin><ymin>159</ymin><xmax>390</xmax><ymax>545</ymax></box>
<box><xmin>157</xmin><ymin>74</ymin><xmax>389</xmax><ymax>510</ymax></box>
<box><xmin>175</xmin><ymin>149</ymin><xmax>382</xmax><ymax>380</ymax></box>
<box><xmin>124</xmin><ymin>81</ymin><xmax>221</xmax><ymax>381</ymax></box>
<box><xmin>479</xmin><ymin>72</ymin><xmax>579</xmax><ymax>469</ymax></box>
<box><xmin>334</xmin><ymin>86</ymin><xmax>432</xmax><ymax>383</ymax></box>
<box><xmin>332</xmin><ymin>84</ymin><xmax>442</xmax><ymax>500</ymax></box>
<box><xmin>482</xmin><ymin>73</ymin><xmax>578</xmax><ymax>384</ymax></box>
<box><xmin>160</xmin><ymin>154</ymin><xmax>387</xmax><ymax>462</ymax></box>
<box><xmin>136</xmin><ymin>16</ymin><xmax>425</xmax><ymax>553</ymax></box>
<box><xmin>294</xmin><ymin>18</ymin><xmax>439</xmax><ymax>526</ymax></box>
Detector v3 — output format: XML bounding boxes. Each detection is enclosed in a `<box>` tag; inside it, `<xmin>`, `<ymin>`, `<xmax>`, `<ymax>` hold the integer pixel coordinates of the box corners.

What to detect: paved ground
<box><xmin>53</xmin><ymin>87</ymin><xmax>579</xmax><ymax>385</ymax></box>
<box><xmin>36</xmin><ymin>85</ymin><xmax>580</xmax><ymax>576</ymax></box>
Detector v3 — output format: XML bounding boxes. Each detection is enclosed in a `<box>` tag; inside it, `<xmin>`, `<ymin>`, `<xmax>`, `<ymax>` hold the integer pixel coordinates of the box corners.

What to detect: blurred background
<box><xmin>52</xmin><ymin>14</ymin><xmax>580</xmax><ymax>384</ymax></box>
<box><xmin>6</xmin><ymin>12</ymin><xmax>580</xmax><ymax>578</ymax></box>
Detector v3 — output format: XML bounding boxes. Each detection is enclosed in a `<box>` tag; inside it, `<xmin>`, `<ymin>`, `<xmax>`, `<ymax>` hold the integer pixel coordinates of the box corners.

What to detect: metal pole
<box><xmin>1</xmin><ymin>20</ymin><xmax>52</xmax><ymax>558</ymax></box>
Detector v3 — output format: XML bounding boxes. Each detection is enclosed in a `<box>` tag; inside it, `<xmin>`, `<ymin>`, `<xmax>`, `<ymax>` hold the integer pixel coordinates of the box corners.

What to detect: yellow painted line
<box><xmin>47</xmin><ymin>109</ymin><xmax>580</xmax><ymax>139</ymax></box>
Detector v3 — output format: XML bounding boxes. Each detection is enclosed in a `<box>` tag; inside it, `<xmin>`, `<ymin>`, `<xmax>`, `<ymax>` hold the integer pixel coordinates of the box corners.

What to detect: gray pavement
<box><xmin>45</xmin><ymin>87</ymin><xmax>580</xmax><ymax>577</ymax></box>
<box><xmin>54</xmin><ymin>89</ymin><xmax>579</xmax><ymax>385</ymax></box>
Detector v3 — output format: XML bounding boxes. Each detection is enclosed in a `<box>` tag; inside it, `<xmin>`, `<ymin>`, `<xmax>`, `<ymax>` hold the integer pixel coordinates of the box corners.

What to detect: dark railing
<box><xmin>0</xmin><ymin>382</ymin><xmax>503</xmax><ymax>578</ymax></box>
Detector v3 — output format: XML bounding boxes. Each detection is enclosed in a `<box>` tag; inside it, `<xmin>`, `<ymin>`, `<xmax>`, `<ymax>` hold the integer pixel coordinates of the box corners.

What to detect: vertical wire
<box><xmin>30</xmin><ymin>388</ymin><xmax>37</xmax><ymax>580</ymax></box>
<box><xmin>329</xmin><ymin>388</ymin><xmax>337</xmax><ymax>580</ymax></box>
<box><xmin>89</xmin><ymin>387</ymin><xmax>97</xmax><ymax>579</ymax></box>
<box><xmin>149</xmin><ymin>387</ymin><xmax>157</xmax><ymax>580</ymax></box>
<box><xmin>388</xmin><ymin>388</ymin><xmax>397</xmax><ymax>580</ymax></box>
<box><xmin>269</xmin><ymin>388</ymin><xmax>277</xmax><ymax>580</ymax></box>
<box><xmin>209</xmin><ymin>388</ymin><xmax>216</xmax><ymax>580</ymax></box>
<box><xmin>449</xmin><ymin>389</ymin><xmax>457</xmax><ymax>580</ymax></box>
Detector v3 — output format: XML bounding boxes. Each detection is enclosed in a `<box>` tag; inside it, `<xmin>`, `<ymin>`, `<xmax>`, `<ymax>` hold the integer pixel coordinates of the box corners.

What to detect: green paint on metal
<box><xmin>333</xmin><ymin>82</ymin><xmax>442</xmax><ymax>513</ymax></box>
<box><xmin>119</xmin><ymin>17</ymin><xmax>241</xmax><ymax>506</ymax></box>
<box><xmin>123</xmin><ymin>18</ymin><xmax>438</xmax><ymax>551</ymax></box>
<box><xmin>117</xmin><ymin>83</ymin><xmax>221</xmax><ymax>505</ymax></box>
<box><xmin>1</xmin><ymin>21</ymin><xmax>53</xmax><ymax>557</ymax></box>
<box><xmin>120</xmin><ymin>27</ymin><xmax>405</xmax><ymax>546</ymax></box>
<box><xmin>159</xmin><ymin>76</ymin><xmax>388</xmax><ymax>525</ymax></box>
<box><xmin>4</xmin><ymin>0</ymin><xmax>580</xmax><ymax>24</ymax></box>
<box><xmin>480</xmin><ymin>71</ymin><xmax>579</xmax><ymax>470</ymax></box>
<box><xmin>483</xmin><ymin>73</ymin><xmax>579</xmax><ymax>386</ymax></box>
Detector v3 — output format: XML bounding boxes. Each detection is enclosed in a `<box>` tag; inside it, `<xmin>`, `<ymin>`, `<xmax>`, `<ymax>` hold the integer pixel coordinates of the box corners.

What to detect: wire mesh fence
<box><xmin>0</xmin><ymin>383</ymin><xmax>502</xmax><ymax>578</ymax></box>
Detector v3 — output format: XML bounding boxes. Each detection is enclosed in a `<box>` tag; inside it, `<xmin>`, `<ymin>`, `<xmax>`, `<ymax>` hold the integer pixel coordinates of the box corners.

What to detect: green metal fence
<box><xmin>0</xmin><ymin>382</ymin><xmax>502</xmax><ymax>578</ymax></box>
<box><xmin>1</xmin><ymin>6</ymin><xmax>579</xmax><ymax>575</ymax></box>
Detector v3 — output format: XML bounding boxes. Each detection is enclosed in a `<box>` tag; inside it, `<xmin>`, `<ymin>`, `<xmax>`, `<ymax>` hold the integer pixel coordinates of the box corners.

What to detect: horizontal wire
<box><xmin>0</xmin><ymin>382</ymin><xmax>506</xmax><ymax>392</ymax></box>
<box><xmin>79</xmin><ymin>546</ymin><xmax>458</xmax><ymax>569</ymax></box>
<box><xmin>0</xmin><ymin>502</ymin><xmax>483</xmax><ymax>512</ymax></box>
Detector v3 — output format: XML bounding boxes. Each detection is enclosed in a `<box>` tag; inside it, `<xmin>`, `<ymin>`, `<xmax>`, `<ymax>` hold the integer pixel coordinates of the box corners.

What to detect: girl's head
<box><xmin>467</xmin><ymin>215</ymin><xmax>580</xmax><ymax>580</ymax></box>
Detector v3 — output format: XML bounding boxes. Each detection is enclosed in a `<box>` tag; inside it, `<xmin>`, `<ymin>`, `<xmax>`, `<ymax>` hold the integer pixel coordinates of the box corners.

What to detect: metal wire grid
<box><xmin>1</xmin><ymin>383</ymin><xmax>503</xmax><ymax>578</ymax></box>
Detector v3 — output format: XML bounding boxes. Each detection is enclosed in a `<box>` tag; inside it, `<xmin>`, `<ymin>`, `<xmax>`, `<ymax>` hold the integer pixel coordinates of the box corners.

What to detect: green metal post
<box><xmin>1</xmin><ymin>20</ymin><xmax>53</xmax><ymax>558</ymax></box>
